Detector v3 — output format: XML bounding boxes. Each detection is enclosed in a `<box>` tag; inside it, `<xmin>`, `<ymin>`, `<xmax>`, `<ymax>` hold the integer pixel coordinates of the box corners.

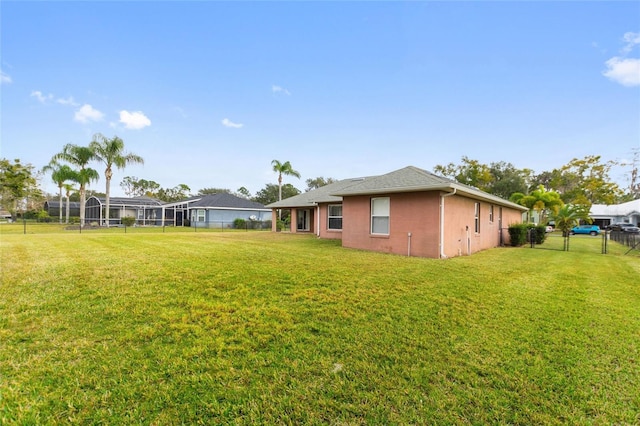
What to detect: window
<box><xmin>193</xmin><ymin>209</ymin><xmax>205</xmax><ymax>222</ymax></box>
<box><xmin>297</xmin><ymin>209</ymin><xmax>310</xmax><ymax>231</ymax></box>
<box><xmin>474</xmin><ymin>202</ymin><xmax>480</xmax><ymax>233</ymax></box>
<box><xmin>371</xmin><ymin>197</ymin><xmax>390</xmax><ymax>235</ymax></box>
<box><xmin>489</xmin><ymin>205</ymin><xmax>494</xmax><ymax>223</ymax></box>
<box><xmin>328</xmin><ymin>204</ymin><xmax>342</xmax><ymax>230</ymax></box>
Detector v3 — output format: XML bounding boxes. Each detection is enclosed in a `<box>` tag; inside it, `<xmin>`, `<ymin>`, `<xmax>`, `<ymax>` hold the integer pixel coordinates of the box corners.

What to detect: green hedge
<box><xmin>508</xmin><ymin>224</ymin><xmax>547</xmax><ymax>246</ymax></box>
<box><xmin>508</xmin><ymin>224</ymin><xmax>528</xmax><ymax>246</ymax></box>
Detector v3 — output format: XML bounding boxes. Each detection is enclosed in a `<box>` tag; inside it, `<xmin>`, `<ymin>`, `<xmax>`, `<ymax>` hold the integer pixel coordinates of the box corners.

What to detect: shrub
<box><xmin>508</xmin><ymin>224</ymin><xmax>528</xmax><ymax>246</ymax></box>
<box><xmin>233</xmin><ymin>218</ymin><xmax>246</xmax><ymax>229</ymax></box>
<box><xmin>36</xmin><ymin>210</ymin><xmax>50</xmax><ymax>222</ymax></box>
<box><xmin>121</xmin><ymin>216</ymin><xmax>136</xmax><ymax>227</ymax></box>
<box><xmin>530</xmin><ymin>225</ymin><xmax>547</xmax><ymax>244</ymax></box>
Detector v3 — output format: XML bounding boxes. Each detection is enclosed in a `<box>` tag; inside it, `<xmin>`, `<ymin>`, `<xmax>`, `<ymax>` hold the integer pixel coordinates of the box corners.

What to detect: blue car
<box><xmin>570</xmin><ymin>225</ymin><xmax>600</xmax><ymax>236</ymax></box>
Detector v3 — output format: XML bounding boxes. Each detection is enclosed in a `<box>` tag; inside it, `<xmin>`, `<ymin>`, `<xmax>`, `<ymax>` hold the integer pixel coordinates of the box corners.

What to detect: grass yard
<box><xmin>1</xmin><ymin>229</ymin><xmax>639</xmax><ymax>424</ymax></box>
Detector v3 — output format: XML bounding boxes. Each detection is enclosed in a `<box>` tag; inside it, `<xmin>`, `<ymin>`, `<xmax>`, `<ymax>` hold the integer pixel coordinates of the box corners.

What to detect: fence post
<box><xmin>529</xmin><ymin>228</ymin><xmax>535</xmax><ymax>248</ymax></box>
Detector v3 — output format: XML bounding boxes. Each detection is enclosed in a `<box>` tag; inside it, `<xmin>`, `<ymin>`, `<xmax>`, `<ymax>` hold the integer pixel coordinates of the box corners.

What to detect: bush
<box><xmin>24</xmin><ymin>209</ymin><xmax>48</xmax><ymax>220</ymax></box>
<box><xmin>509</xmin><ymin>224</ymin><xmax>547</xmax><ymax>246</ymax></box>
<box><xmin>233</xmin><ymin>218</ymin><xmax>246</xmax><ymax>229</ymax></box>
<box><xmin>530</xmin><ymin>225</ymin><xmax>547</xmax><ymax>244</ymax></box>
<box><xmin>508</xmin><ymin>224</ymin><xmax>528</xmax><ymax>246</ymax></box>
<box><xmin>121</xmin><ymin>216</ymin><xmax>136</xmax><ymax>227</ymax></box>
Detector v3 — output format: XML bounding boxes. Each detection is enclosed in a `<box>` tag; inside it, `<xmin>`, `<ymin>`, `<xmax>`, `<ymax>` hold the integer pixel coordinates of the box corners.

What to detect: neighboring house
<box><xmin>162</xmin><ymin>193</ymin><xmax>271</xmax><ymax>229</ymax></box>
<box><xmin>267</xmin><ymin>166</ymin><xmax>528</xmax><ymax>258</ymax></box>
<box><xmin>43</xmin><ymin>200</ymin><xmax>82</xmax><ymax>219</ymax></box>
<box><xmin>590</xmin><ymin>199</ymin><xmax>640</xmax><ymax>229</ymax></box>
<box><xmin>85</xmin><ymin>196</ymin><xmax>165</xmax><ymax>226</ymax></box>
<box><xmin>83</xmin><ymin>193</ymin><xmax>270</xmax><ymax>228</ymax></box>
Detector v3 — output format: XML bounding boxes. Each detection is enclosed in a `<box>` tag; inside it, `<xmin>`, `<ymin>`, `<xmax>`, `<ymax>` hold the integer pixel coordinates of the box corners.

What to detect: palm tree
<box><xmin>63</xmin><ymin>183</ymin><xmax>76</xmax><ymax>224</ymax></box>
<box><xmin>271</xmin><ymin>160</ymin><xmax>301</xmax><ymax>202</ymax></box>
<box><xmin>90</xmin><ymin>134</ymin><xmax>144</xmax><ymax>226</ymax></box>
<box><xmin>551</xmin><ymin>204</ymin><xmax>592</xmax><ymax>237</ymax></box>
<box><xmin>510</xmin><ymin>185</ymin><xmax>563</xmax><ymax>225</ymax></box>
<box><xmin>42</xmin><ymin>162</ymin><xmax>77</xmax><ymax>224</ymax></box>
<box><xmin>271</xmin><ymin>160</ymin><xmax>301</xmax><ymax>220</ymax></box>
<box><xmin>51</xmin><ymin>144</ymin><xmax>99</xmax><ymax>227</ymax></box>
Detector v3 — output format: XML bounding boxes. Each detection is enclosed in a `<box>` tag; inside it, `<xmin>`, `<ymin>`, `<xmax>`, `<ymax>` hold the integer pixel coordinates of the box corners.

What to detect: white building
<box><xmin>590</xmin><ymin>199</ymin><xmax>640</xmax><ymax>228</ymax></box>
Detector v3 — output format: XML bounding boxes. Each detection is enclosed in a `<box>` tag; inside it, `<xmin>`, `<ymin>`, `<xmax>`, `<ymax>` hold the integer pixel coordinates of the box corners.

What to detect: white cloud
<box><xmin>74</xmin><ymin>104</ymin><xmax>104</xmax><ymax>123</ymax></box>
<box><xmin>272</xmin><ymin>84</ymin><xmax>291</xmax><ymax>95</ymax></box>
<box><xmin>119</xmin><ymin>110</ymin><xmax>151</xmax><ymax>129</ymax></box>
<box><xmin>222</xmin><ymin>118</ymin><xmax>244</xmax><ymax>128</ymax></box>
<box><xmin>31</xmin><ymin>90</ymin><xmax>53</xmax><ymax>103</ymax></box>
<box><xmin>603</xmin><ymin>57</ymin><xmax>640</xmax><ymax>87</ymax></box>
<box><xmin>603</xmin><ymin>32</ymin><xmax>640</xmax><ymax>87</ymax></box>
<box><xmin>31</xmin><ymin>90</ymin><xmax>80</xmax><ymax>106</ymax></box>
<box><xmin>57</xmin><ymin>96</ymin><xmax>79</xmax><ymax>106</ymax></box>
<box><xmin>621</xmin><ymin>31</ymin><xmax>640</xmax><ymax>54</ymax></box>
<box><xmin>1</xmin><ymin>70</ymin><xmax>11</xmax><ymax>84</ymax></box>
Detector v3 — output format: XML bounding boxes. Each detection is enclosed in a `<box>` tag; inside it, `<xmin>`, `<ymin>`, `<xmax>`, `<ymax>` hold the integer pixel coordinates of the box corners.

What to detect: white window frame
<box><xmin>474</xmin><ymin>202</ymin><xmax>480</xmax><ymax>233</ymax></box>
<box><xmin>489</xmin><ymin>205</ymin><xmax>494</xmax><ymax>223</ymax></box>
<box><xmin>371</xmin><ymin>197</ymin><xmax>390</xmax><ymax>235</ymax></box>
<box><xmin>327</xmin><ymin>204</ymin><xmax>343</xmax><ymax>230</ymax></box>
<box><xmin>196</xmin><ymin>209</ymin><xmax>206</xmax><ymax>222</ymax></box>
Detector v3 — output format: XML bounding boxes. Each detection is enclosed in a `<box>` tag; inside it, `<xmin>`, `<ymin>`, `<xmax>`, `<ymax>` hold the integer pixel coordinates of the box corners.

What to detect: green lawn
<box><xmin>1</xmin><ymin>229</ymin><xmax>639</xmax><ymax>424</ymax></box>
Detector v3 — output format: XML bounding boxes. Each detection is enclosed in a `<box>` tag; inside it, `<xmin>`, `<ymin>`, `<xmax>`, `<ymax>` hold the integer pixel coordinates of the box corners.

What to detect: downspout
<box><xmin>315</xmin><ymin>204</ymin><xmax>320</xmax><ymax>237</ymax></box>
<box><xmin>440</xmin><ymin>188</ymin><xmax>457</xmax><ymax>258</ymax></box>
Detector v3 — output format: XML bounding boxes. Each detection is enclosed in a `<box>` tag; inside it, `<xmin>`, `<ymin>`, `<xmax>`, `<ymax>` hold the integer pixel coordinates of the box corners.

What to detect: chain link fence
<box><xmin>0</xmin><ymin>219</ymin><xmax>272</xmax><ymax>235</ymax></box>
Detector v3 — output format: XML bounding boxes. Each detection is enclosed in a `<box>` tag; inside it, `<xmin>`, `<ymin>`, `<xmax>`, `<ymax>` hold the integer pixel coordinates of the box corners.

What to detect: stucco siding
<box><xmin>442</xmin><ymin>196</ymin><xmax>522</xmax><ymax>256</ymax></box>
<box><xmin>317</xmin><ymin>203</ymin><xmax>343</xmax><ymax>239</ymax></box>
<box><xmin>342</xmin><ymin>192</ymin><xmax>441</xmax><ymax>257</ymax></box>
<box><xmin>343</xmin><ymin>192</ymin><xmax>523</xmax><ymax>258</ymax></box>
<box><xmin>441</xmin><ymin>196</ymin><xmax>493</xmax><ymax>257</ymax></box>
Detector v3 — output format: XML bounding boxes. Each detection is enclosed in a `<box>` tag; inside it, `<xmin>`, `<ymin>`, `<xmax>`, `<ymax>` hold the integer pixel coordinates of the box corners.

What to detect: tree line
<box><xmin>2</xmin><ymin>144</ymin><xmax>638</xmax><ymax>227</ymax></box>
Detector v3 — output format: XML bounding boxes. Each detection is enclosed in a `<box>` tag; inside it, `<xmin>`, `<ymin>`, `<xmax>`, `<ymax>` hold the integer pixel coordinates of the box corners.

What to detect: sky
<box><xmin>1</xmin><ymin>1</ymin><xmax>639</xmax><ymax>198</ymax></box>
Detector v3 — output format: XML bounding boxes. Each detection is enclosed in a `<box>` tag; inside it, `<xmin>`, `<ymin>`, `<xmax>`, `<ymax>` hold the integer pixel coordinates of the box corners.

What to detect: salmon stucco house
<box><xmin>267</xmin><ymin>166</ymin><xmax>528</xmax><ymax>258</ymax></box>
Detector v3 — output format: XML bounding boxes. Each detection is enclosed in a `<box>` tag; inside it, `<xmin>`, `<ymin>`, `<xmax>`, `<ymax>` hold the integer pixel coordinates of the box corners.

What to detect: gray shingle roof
<box><xmin>332</xmin><ymin>166</ymin><xmax>455</xmax><ymax>195</ymax></box>
<box><xmin>189</xmin><ymin>193</ymin><xmax>269</xmax><ymax>210</ymax></box>
<box><xmin>266</xmin><ymin>177</ymin><xmax>374</xmax><ymax>208</ymax></box>
<box><xmin>267</xmin><ymin>166</ymin><xmax>527</xmax><ymax>211</ymax></box>
<box><xmin>333</xmin><ymin>166</ymin><xmax>527</xmax><ymax>211</ymax></box>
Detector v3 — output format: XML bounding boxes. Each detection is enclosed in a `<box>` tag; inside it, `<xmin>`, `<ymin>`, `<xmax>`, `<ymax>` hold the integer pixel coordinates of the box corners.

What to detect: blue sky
<box><xmin>2</xmin><ymin>1</ymin><xmax>639</xmax><ymax>198</ymax></box>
